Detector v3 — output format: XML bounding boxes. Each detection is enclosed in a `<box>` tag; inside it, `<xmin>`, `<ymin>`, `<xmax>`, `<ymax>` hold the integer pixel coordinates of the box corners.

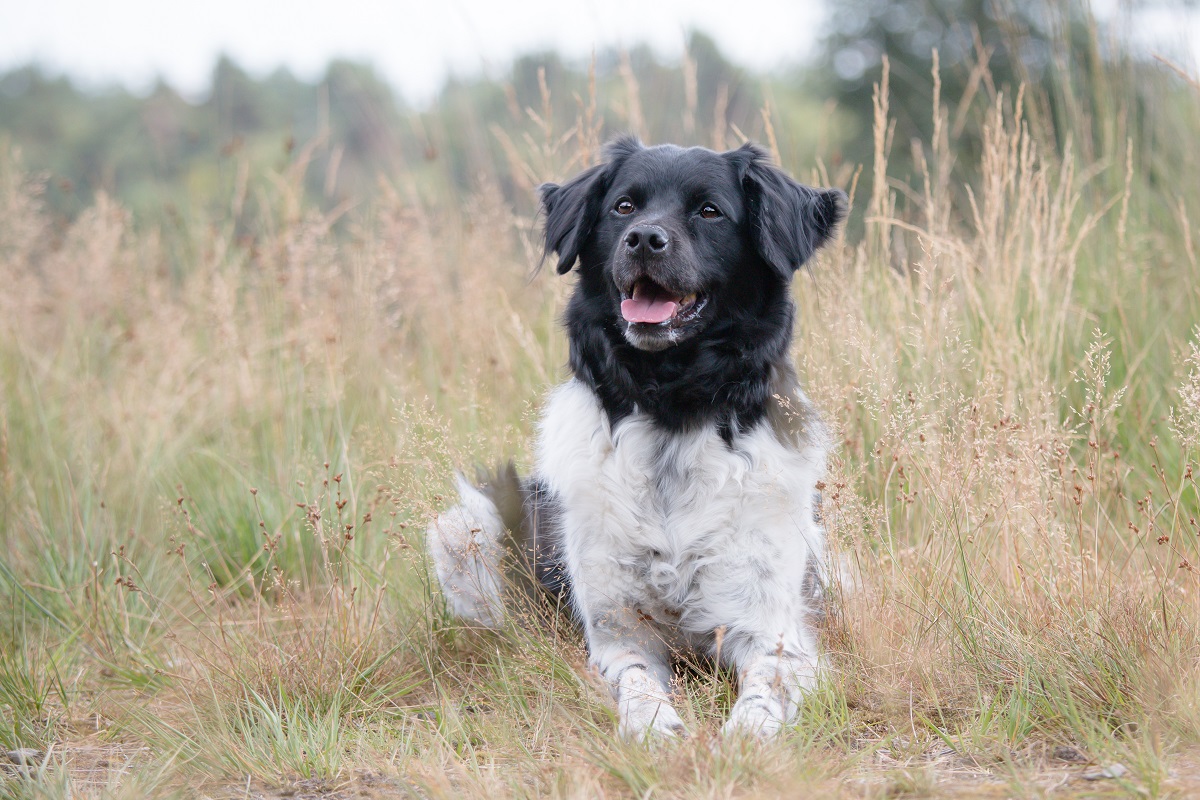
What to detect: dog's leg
<box><xmin>584</xmin><ymin>604</ymin><xmax>686</xmax><ymax>741</ymax></box>
<box><xmin>718</xmin><ymin>616</ymin><xmax>820</xmax><ymax>738</ymax></box>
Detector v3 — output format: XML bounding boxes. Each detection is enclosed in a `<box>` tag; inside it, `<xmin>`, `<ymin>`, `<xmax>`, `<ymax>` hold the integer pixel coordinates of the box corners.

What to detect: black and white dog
<box><xmin>428</xmin><ymin>136</ymin><xmax>846</xmax><ymax>739</ymax></box>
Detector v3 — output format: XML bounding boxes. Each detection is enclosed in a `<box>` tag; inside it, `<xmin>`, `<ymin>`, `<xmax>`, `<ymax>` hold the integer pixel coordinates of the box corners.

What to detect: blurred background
<box><xmin>3</xmin><ymin>5</ymin><xmax>1200</xmax><ymax>791</ymax></box>
<box><xmin>2</xmin><ymin>0</ymin><xmax>1198</xmax><ymax>224</ymax></box>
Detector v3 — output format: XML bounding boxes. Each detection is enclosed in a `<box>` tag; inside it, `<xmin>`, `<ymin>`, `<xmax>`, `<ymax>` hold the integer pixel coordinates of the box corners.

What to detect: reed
<box><xmin>0</xmin><ymin>47</ymin><xmax>1198</xmax><ymax>798</ymax></box>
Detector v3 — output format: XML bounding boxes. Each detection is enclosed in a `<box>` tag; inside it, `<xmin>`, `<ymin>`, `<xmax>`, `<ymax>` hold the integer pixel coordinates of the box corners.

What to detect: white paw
<box><xmin>618</xmin><ymin>700</ymin><xmax>688</xmax><ymax>741</ymax></box>
<box><xmin>721</xmin><ymin>697</ymin><xmax>786</xmax><ymax>738</ymax></box>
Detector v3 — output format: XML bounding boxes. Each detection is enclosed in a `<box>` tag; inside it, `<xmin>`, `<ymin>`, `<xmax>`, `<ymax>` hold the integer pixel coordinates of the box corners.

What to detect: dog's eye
<box><xmin>614</xmin><ymin>198</ymin><xmax>635</xmax><ymax>215</ymax></box>
<box><xmin>700</xmin><ymin>203</ymin><xmax>722</xmax><ymax>219</ymax></box>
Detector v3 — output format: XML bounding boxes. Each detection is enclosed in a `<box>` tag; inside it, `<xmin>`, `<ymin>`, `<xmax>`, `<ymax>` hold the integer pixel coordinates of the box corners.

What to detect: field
<box><xmin>2</xmin><ymin>56</ymin><xmax>1200</xmax><ymax>798</ymax></box>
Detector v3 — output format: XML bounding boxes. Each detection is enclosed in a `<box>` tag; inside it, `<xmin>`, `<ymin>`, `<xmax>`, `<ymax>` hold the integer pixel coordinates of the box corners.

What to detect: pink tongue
<box><xmin>621</xmin><ymin>296</ymin><xmax>678</xmax><ymax>324</ymax></box>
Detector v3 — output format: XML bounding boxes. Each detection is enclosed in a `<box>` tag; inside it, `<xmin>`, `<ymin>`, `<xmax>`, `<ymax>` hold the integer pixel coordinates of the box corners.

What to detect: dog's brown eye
<box><xmin>615</xmin><ymin>198</ymin><xmax>635</xmax><ymax>215</ymax></box>
<box><xmin>700</xmin><ymin>203</ymin><xmax>722</xmax><ymax>219</ymax></box>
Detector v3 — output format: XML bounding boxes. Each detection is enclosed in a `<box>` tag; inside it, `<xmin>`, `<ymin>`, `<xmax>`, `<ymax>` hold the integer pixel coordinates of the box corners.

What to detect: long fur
<box><xmin>428</xmin><ymin>137</ymin><xmax>846</xmax><ymax>739</ymax></box>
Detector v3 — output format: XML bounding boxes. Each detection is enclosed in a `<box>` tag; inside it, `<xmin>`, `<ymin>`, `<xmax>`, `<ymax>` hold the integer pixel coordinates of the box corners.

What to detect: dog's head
<box><xmin>540</xmin><ymin>136</ymin><xmax>847</xmax><ymax>352</ymax></box>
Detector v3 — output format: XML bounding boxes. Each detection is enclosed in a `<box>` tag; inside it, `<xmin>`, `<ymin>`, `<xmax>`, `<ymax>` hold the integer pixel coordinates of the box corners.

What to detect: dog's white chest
<box><xmin>536</xmin><ymin>380</ymin><xmax>825</xmax><ymax>635</ymax></box>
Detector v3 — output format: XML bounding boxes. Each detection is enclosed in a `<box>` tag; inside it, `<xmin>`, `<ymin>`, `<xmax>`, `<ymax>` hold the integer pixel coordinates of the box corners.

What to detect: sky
<box><xmin>2</xmin><ymin>0</ymin><xmax>1198</xmax><ymax>103</ymax></box>
<box><xmin>0</xmin><ymin>0</ymin><xmax>825</xmax><ymax>103</ymax></box>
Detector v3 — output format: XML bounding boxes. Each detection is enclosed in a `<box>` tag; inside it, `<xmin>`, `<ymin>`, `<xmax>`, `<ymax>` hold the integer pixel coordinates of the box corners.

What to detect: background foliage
<box><xmin>2</xmin><ymin>1</ymin><xmax>1200</xmax><ymax>797</ymax></box>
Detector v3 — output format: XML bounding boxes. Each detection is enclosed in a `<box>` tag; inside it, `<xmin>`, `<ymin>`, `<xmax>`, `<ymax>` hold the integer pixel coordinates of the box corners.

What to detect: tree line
<box><xmin>0</xmin><ymin>4</ymin><xmax>1190</xmax><ymax>230</ymax></box>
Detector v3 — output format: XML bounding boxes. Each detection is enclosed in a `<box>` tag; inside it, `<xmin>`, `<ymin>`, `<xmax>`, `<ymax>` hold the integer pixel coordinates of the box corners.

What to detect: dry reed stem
<box><xmin>1</xmin><ymin>50</ymin><xmax>1199</xmax><ymax>797</ymax></box>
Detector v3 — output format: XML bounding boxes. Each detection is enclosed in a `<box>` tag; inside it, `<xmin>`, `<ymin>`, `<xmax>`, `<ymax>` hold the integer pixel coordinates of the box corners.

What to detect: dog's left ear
<box><xmin>728</xmin><ymin>143</ymin><xmax>848</xmax><ymax>280</ymax></box>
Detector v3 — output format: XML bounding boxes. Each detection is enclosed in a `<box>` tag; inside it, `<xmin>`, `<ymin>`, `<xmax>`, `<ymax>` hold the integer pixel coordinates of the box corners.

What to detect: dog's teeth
<box><xmin>681</xmin><ymin>294</ymin><xmax>696</xmax><ymax>306</ymax></box>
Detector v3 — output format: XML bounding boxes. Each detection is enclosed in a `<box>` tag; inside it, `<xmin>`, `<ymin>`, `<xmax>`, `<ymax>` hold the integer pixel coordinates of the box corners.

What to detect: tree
<box><xmin>816</xmin><ymin>0</ymin><xmax>1110</xmax><ymax>181</ymax></box>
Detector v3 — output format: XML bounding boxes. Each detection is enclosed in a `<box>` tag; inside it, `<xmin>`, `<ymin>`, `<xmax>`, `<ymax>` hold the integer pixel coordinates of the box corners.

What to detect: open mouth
<box><xmin>619</xmin><ymin>278</ymin><xmax>706</xmax><ymax>328</ymax></box>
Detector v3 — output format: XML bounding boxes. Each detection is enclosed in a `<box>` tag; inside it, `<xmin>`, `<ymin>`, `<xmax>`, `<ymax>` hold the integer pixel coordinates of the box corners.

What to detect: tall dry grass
<box><xmin>1</xmin><ymin>55</ymin><xmax>1199</xmax><ymax>798</ymax></box>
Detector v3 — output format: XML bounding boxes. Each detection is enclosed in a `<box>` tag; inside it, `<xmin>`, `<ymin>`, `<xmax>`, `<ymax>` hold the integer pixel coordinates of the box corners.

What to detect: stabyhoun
<box><xmin>428</xmin><ymin>135</ymin><xmax>847</xmax><ymax>740</ymax></box>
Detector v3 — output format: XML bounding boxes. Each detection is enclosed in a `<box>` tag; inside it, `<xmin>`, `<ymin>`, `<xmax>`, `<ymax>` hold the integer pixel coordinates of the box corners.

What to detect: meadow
<box><xmin>2</xmin><ymin>53</ymin><xmax>1200</xmax><ymax>798</ymax></box>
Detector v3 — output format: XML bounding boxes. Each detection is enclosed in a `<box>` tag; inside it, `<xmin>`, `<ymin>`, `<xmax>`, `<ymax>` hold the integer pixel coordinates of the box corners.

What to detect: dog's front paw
<box><xmin>721</xmin><ymin>695</ymin><xmax>787</xmax><ymax>739</ymax></box>
<box><xmin>619</xmin><ymin>699</ymin><xmax>688</xmax><ymax>742</ymax></box>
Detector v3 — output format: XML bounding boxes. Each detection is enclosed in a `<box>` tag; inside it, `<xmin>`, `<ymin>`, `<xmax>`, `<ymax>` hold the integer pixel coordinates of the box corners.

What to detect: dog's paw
<box><xmin>721</xmin><ymin>696</ymin><xmax>786</xmax><ymax>739</ymax></box>
<box><xmin>618</xmin><ymin>700</ymin><xmax>688</xmax><ymax>742</ymax></box>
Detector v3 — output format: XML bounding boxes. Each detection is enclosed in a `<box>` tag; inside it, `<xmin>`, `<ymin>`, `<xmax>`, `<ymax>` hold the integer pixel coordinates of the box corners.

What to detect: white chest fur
<box><xmin>535</xmin><ymin>379</ymin><xmax>827</xmax><ymax>655</ymax></box>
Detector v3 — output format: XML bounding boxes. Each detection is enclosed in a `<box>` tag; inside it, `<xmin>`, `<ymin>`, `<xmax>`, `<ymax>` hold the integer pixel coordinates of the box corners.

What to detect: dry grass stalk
<box><xmin>1</xmin><ymin>52</ymin><xmax>1199</xmax><ymax>798</ymax></box>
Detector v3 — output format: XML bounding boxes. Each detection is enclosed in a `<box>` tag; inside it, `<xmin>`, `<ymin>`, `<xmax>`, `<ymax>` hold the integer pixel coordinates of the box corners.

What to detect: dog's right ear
<box><xmin>539</xmin><ymin>136</ymin><xmax>641</xmax><ymax>275</ymax></box>
<box><xmin>539</xmin><ymin>164</ymin><xmax>607</xmax><ymax>275</ymax></box>
<box><xmin>540</xmin><ymin>163</ymin><xmax>604</xmax><ymax>275</ymax></box>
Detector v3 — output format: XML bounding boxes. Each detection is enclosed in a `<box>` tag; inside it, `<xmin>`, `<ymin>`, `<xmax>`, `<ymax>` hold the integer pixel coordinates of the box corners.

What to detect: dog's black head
<box><xmin>540</xmin><ymin>136</ymin><xmax>846</xmax><ymax>433</ymax></box>
<box><xmin>541</xmin><ymin>136</ymin><xmax>846</xmax><ymax>352</ymax></box>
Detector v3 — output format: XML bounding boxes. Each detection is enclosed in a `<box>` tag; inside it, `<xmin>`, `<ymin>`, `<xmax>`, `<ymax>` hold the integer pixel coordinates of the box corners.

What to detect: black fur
<box><xmin>539</xmin><ymin>137</ymin><xmax>847</xmax><ymax>438</ymax></box>
<box><xmin>477</xmin><ymin>466</ymin><xmax>573</xmax><ymax>608</ymax></box>
<box><xmin>521</xmin><ymin>478</ymin><xmax>572</xmax><ymax>604</ymax></box>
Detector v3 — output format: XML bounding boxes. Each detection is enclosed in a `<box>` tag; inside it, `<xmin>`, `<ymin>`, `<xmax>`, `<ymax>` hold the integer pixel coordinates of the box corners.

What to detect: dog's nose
<box><xmin>624</xmin><ymin>225</ymin><xmax>670</xmax><ymax>256</ymax></box>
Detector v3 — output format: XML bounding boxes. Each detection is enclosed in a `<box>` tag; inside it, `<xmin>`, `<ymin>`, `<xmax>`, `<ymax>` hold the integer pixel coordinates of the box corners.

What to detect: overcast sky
<box><xmin>2</xmin><ymin>0</ymin><xmax>1197</xmax><ymax>103</ymax></box>
<box><xmin>0</xmin><ymin>0</ymin><xmax>825</xmax><ymax>102</ymax></box>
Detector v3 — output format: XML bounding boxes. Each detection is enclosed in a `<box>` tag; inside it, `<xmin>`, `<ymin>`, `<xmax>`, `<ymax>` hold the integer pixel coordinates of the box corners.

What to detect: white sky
<box><xmin>1</xmin><ymin>0</ymin><xmax>1197</xmax><ymax>103</ymax></box>
<box><xmin>0</xmin><ymin>0</ymin><xmax>825</xmax><ymax>102</ymax></box>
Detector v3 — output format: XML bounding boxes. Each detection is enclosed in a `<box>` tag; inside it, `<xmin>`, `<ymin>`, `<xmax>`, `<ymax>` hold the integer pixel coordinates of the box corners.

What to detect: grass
<box><xmin>2</xmin><ymin>50</ymin><xmax>1200</xmax><ymax>798</ymax></box>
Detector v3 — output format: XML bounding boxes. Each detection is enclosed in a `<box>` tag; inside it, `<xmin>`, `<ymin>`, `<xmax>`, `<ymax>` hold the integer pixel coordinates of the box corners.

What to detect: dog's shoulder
<box><xmin>763</xmin><ymin>363</ymin><xmax>830</xmax><ymax>453</ymax></box>
<box><xmin>534</xmin><ymin>379</ymin><xmax>614</xmax><ymax>487</ymax></box>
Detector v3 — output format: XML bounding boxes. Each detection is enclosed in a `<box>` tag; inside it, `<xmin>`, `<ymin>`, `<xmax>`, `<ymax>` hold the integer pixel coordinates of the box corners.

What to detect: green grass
<box><xmin>1</xmin><ymin>52</ymin><xmax>1199</xmax><ymax>798</ymax></box>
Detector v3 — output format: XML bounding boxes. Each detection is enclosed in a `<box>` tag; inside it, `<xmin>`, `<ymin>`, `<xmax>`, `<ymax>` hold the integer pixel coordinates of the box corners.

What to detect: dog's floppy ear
<box><xmin>539</xmin><ymin>165</ymin><xmax>606</xmax><ymax>275</ymax></box>
<box><xmin>727</xmin><ymin>142</ymin><xmax>847</xmax><ymax>280</ymax></box>
<box><xmin>539</xmin><ymin>136</ymin><xmax>643</xmax><ymax>275</ymax></box>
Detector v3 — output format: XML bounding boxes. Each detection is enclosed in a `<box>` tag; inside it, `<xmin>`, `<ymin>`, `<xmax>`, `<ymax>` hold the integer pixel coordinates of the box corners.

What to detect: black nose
<box><xmin>624</xmin><ymin>225</ymin><xmax>670</xmax><ymax>256</ymax></box>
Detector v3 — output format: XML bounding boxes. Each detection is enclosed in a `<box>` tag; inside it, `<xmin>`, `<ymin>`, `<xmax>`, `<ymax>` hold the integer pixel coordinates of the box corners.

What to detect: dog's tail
<box><xmin>426</xmin><ymin>462</ymin><xmax>558</xmax><ymax>627</ymax></box>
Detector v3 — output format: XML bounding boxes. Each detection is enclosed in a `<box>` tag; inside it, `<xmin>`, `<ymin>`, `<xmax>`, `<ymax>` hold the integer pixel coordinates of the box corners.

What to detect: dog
<box><xmin>428</xmin><ymin>136</ymin><xmax>846</xmax><ymax>739</ymax></box>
